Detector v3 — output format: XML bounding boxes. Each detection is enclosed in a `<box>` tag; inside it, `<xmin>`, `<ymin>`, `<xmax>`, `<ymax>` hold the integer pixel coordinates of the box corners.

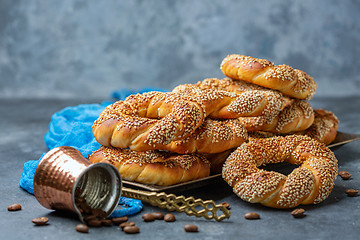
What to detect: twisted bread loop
<box><xmin>173</xmin><ymin>78</ymin><xmax>294</xmax><ymax>114</ymax></box>
<box><xmin>173</xmin><ymin>77</ymin><xmax>272</xmax><ymax>93</ymax></box>
<box><xmin>248</xmin><ymin>109</ymin><xmax>339</xmax><ymax>145</ymax></box>
<box><xmin>128</xmin><ymin>118</ymin><xmax>248</xmax><ymax>154</ymax></box>
<box><xmin>294</xmin><ymin>109</ymin><xmax>339</xmax><ymax>145</ymax></box>
<box><xmin>89</xmin><ymin>146</ymin><xmax>210</xmax><ymax>186</ymax></box>
<box><xmin>93</xmin><ymin>88</ymin><xmax>286</xmax><ymax>150</ymax></box>
<box><xmin>93</xmin><ymin>93</ymin><xmax>204</xmax><ymax>148</ymax></box>
<box><xmin>238</xmin><ymin>100</ymin><xmax>315</xmax><ymax>134</ymax></box>
<box><xmin>222</xmin><ymin>135</ymin><xmax>338</xmax><ymax>208</ymax></box>
<box><xmin>220</xmin><ymin>54</ymin><xmax>317</xmax><ymax>100</ymax></box>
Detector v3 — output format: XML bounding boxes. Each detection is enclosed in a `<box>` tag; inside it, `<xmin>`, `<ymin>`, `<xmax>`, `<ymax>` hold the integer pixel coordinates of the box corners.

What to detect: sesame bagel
<box><xmin>89</xmin><ymin>146</ymin><xmax>210</xmax><ymax>186</ymax></box>
<box><xmin>93</xmin><ymin>87</ymin><xmax>286</xmax><ymax>150</ymax></box>
<box><xmin>222</xmin><ymin>135</ymin><xmax>338</xmax><ymax>208</ymax></box>
<box><xmin>220</xmin><ymin>54</ymin><xmax>317</xmax><ymax>100</ymax></box>
<box><xmin>173</xmin><ymin>78</ymin><xmax>294</xmax><ymax>108</ymax></box>
<box><xmin>294</xmin><ymin>109</ymin><xmax>339</xmax><ymax>145</ymax></box>
<box><xmin>129</xmin><ymin>118</ymin><xmax>248</xmax><ymax>154</ymax></box>
<box><xmin>174</xmin><ymin>77</ymin><xmax>275</xmax><ymax>93</ymax></box>
<box><xmin>238</xmin><ymin>100</ymin><xmax>315</xmax><ymax>134</ymax></box>
<box><xmin>248</xmin><ymin>109</ymin><xmax>339</xmax><ymax>145</ymax></box>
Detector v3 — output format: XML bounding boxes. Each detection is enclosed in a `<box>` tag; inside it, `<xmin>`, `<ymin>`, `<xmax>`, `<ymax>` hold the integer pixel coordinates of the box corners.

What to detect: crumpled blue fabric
<box><xmin>19</xmin><ymin>87</ymin><xmax>167</xmax><ymax>217</ymax></box>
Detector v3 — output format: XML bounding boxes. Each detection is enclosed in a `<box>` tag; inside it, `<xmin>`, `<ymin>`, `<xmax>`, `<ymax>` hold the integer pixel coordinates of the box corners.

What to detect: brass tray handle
<box><xmin>122</xmin><ymin>187</ymin><xmax>231</xmax><ymax>222</ymax></box>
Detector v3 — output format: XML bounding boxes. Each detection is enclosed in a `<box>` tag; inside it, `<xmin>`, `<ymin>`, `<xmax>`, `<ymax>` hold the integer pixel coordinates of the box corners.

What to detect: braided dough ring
<box><xmin>294</xmin><ymin>109</ymin><xmax>339</xmax><ymax>145</ymax></box>
<box><xmin>249</xmin><ymin>109</ymin><xmax>339</xmax><ymax>145</ymax></box>
<box><xmin>89</xmin><ymin>146</ymin><xmax>210</xmax><ymax>186</ymax></box>
<box><xmin>129</xmin><ymin>118</ymin><xmax>248</xmax><ymax>154</ymax></box>
<box><xmin>173</xmin><ymin>78</ymin><xmax>294</xmax><ymax>107</ymax></box>
<box><xmin>174</xmin><ymin>77</ymin><xmax>274</xmax><ymax>93</ymax></box>
<box><xmin>238</xmin><ymin>100</ymin><xmax>314</xmax><ymax>134</ymax></box>
<box><xmin>220</xmin><ymin>54</ymin><xmax>317</xmax><ymax>100</ymax></box>
<box><xmin>222</xmin><ymin>135</ymin><xmax>338</xmax><ymax>208</ymax></box>
<box><xmin>93</xmin><ymin>88</ymin><xmax>285</xmax><ymax>150</ymax></box>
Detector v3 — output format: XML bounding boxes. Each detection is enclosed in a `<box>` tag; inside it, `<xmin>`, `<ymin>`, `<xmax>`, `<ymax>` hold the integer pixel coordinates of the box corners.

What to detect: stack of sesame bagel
<box><xmin>89</xmin><ymin>54</ymin><xmax>339</xmax><ymax>209</ymax></box>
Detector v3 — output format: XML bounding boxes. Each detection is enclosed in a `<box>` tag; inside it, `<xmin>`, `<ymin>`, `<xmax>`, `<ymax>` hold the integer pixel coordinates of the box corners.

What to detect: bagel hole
<box><xmin>259</xmin><ymin>162</ymin><xmax>298</xmax><ymax>176</ymax></box>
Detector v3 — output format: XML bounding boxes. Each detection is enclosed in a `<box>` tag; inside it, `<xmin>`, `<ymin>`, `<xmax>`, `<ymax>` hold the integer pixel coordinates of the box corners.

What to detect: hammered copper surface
<box><xmin>34</xmin><ymin>146</ymin><xmax>89</xmax><ymax>211</ymax></box>
<box><xmin>33</xmin><ymin>146</ymin><xmax>122</xmax><ymax>221</ymax></box>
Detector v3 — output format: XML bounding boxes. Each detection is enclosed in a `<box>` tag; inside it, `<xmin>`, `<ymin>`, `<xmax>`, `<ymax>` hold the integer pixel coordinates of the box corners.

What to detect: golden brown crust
<box><xmin>132</xmin><ymin>118</ymin><xmax>248</xmax><ymax>154</ymax></box>
<box><xmin>238</xmin><ymin>100</ymin><xmax>314</xmax><ymax>134</ymax></box>
<box><xmin>173</xmin><ymin>77</ymin><xmax>271</xmax><ymax>93</ymax></box>
<box><xmin>173</xmin><ymin>78</ymin><xmax>295</xmax><ymax>107</ymax></box>
<box><xmin>248</xmin><ymin>109</ymin><xmax>339</xmax><ymax>145</ymax></box>
<box><xmin>93</xmin><ymin>87</ymin><xmax>286</xmax><ymax>151</ymax></box>
<box><xmin>89</xmin><ymin>146</ymin><xmax>210</xmax><ymax>186</ymax></box>
<box><xmin>222</xmin><ymin>135</ymin><xmax>338</xmax><ymax>208</ymax></box>
<box><xmin>294</xmin><ymin>109</ymin><xmax>339</xmax><ymax>145</ymax></box>
<box><xmin>220</xmin><ymin>54</ymin><xmax>317</xmax><ymax>100</ymax></box>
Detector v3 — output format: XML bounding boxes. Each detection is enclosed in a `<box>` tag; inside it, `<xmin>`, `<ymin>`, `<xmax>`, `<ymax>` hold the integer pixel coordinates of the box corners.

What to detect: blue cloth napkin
<box><xmin>19</xmin><ymin>87</ymin><xmax>167</xmax><ymax>217</ymax></box>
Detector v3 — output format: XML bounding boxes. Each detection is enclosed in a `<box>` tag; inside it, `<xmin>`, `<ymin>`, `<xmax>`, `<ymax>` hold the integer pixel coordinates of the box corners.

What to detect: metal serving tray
<box><xmin>122</xmin><ymin>131</ymin><xmax>360</xmax><ymax>192</ymax></box>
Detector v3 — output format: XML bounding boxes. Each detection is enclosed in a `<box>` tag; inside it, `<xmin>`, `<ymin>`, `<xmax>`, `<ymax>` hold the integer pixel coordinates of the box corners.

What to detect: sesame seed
<box><xmin>222</xmin><ymin>135</ymin><xmax>338</xmax><ymax>208</ymax></box>
<box><xmin>88</xmin><ymin>146</ymin><xmax>211</xmax><ymax>186</ymax></box>
<box><xmin>220</xmin><ymin>54</ymin><xmax>317</xmax><ymax>100</ymax></box>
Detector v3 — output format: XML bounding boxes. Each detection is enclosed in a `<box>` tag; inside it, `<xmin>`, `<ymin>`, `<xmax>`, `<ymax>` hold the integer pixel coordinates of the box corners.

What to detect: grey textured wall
<box><xmin>1</xmin><ymin>0</ymin><xmax>359</xmax><ymax>99</ymax></box>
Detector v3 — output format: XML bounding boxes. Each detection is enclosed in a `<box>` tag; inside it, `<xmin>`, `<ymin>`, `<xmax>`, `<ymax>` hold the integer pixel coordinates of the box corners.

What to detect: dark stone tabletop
<box><xmin>1</xmin><ymin>96</ymin><xmax>359</xmax><ymax>240</ymax></box>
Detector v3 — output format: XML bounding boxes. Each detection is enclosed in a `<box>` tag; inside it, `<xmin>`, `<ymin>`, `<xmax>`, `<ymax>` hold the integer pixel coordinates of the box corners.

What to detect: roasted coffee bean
<box><xmin>164</xmin><ymin>213</ymin><xmax>176</xmax><ymax>222</ymax></box>
<box><xmin>78</xmin><ymin>202</ymin><xmax>92</xmax><ymax>215</ymax></box>
<box><xmin>345</xmin><ymin>189</ymin><xmax>359</xmax><ymax>197</ymax></box>
<box><xmin>112</xmin><ymin>216</ymin><xmax>128</xmax><ymax>225</ymax></box>
<box><xmin>244</xmin><ymin>212</ymin><xmax>260</xmax><ymax>220</ymax></box>
<box><xmin>123</xmin><ymin>226</ymin><xmax>140</xmax><ymax>234</ymax></box>
<box><xmin>291</xmin><ymin>208</ymin><xmax>305</xmax><ymax>218</ymax></box>
<box><xmin>32</xmin><ymin>217</ymin><xmax>49</xmax><ymax>226</ymax></box>
<box><xmin>184</xmin><ymin>224</ymin><xmax>198</xmax><ymax>232</ymax></box>
<box><xmin>142</xmin><ymin>213</ymin><xmax>155</xmax><ymax>222</ymax></box>
<box><xmin>221</xmin><ymin>202</ymin><xmax>231</xmax><ymax>210</ymax></box>
<box><xmin>87</xmin><ymin>219</ymin><xmax>102</xmax><ymax>227</ymax></box>
<box><xmin>151</xmin><ymin>212</ymin><xmax>164</xmax><ymax>220</ymax></box>
<box><xmin>339</xmin><ymin>171</ymin><xmax>352</xmax><ymax>180</ymax></box>
<box><xmin>101</xmin><ymin>219</ymin><xmax>113</xmax><ymax>226</ymax></box>
<box><xmin>7</xmin><ymin>204</ymin><xmax>22</xmax><ymax>211</ymax></box>
<box><xmin>75</xmin><ymin>224</ymin><xmax>89</xmax><ymax>233</ymax></box>
<box><xmin>120</xmin><ymin>221</ymin><xmax>135</xmax><ymax>230</ymax></box>
<box><xmin>83</xmin><ymin>215</ymin><xmax>96</xmax><ymax>223</ymax></box>
<box><xmin>92</xmin><ymin>208</ymin><xmax>107</xmax><ymax>218</ymax></box>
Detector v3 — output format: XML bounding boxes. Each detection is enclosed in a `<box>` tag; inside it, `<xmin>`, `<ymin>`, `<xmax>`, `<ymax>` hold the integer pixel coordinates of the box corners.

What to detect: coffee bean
<box><xmin>151</xmin><ymin>212</ymin><xmax>164</xmax><ymax>220</ymax></box>
<box><xmin>112</xmin><ymin>216</ymin><xmax>128</xmax><ymax>225</ymax></box>
<box><xmin>142</xmin><ymin>213</ymin><xmax>155</xmax><ymax>222</ymax></box>
<box><xmin>244</xmin><ymin>212</ymin><xmax>260</xmax><ymax>220</ymax></box>
<box><xmin>345</xmin><ymin>189</ymin><xmax>359</xmax><ymax>197</ymax></box>
<box><xmin>78</xmin><ymin>201</ymin><xmax>92</xmax><ymax>215</ymax></box>
<box><xmin>184</xmin><ymin>224</ymin><xmax>198</xmax><ymax>232</ymax></box>
<box><xmin>101</xmin><ymin>219</ymin><xmax>113</xmax><ymax>226</ymax></box>
<box><xmin>120</xmin><ymin>221</ymin><xmax>135</xmax><ymax>230</ymax></box>
<box><xmin>164</xmin><ymin>213</ymin><xmax>176</xmax><ymax>222</ymax></box>
<box><xmin>87</xmin><ymin>219</ymin><xmax>102</xmax><ymax>227</ymax></box>
<box><xmin>75</xmin><ymin>224</ymin><xmax>89</xmax><ymax>233</ymax></box>
<box><xmin>291</xmin><ymin>208</ymin><xmax>305</xmax><ymax>218</ymax></box>
<box><xmin>123</xmin><ymin>226</ymin><xmax>140</xmax><ymax>234</ymax></box>
<box><xmin>339</xmin><ymin>171</ymin><xmax>351</xmax><ymax>180</ymax></box>
<box><xmin>32</xmin><ymin>217</ymin><xmax>49</xmax><ymax>226</ymax></box>
<box><xmin>91</xmin><ymin>208</ymin><xmax>107</xmax><ymax>218</ymax></box>
<box><xmin>7</xmin><ymin>204</ymin><xmax>22</xmax><ymax>211</ymax></box>
<box><xmin>221</xmin><ymin>202</ymin><xmax>231</xmax><ymax>210</ymax></box>
<box><xmin>83</xmin><ymin>215</ymin><xmax>96</xmax><ymax>223</ymax></box>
